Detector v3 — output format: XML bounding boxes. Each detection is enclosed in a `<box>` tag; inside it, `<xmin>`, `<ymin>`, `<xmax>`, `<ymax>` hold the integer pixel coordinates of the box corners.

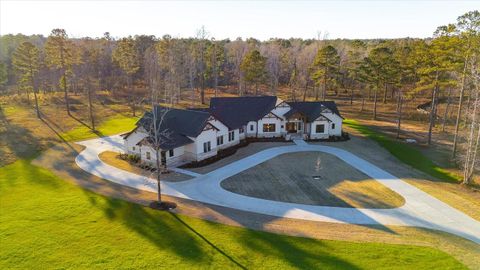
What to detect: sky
<box><xmin>0</xmin><ymin>0</ymin><xmax>478</xmax><ymax>40</ymax></box>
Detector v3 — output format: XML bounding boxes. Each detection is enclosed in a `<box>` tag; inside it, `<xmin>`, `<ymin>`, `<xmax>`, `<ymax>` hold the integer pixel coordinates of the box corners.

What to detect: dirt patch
<box><xmin>98</xmin><ymin>151</ymin><xmax>191</xmax><ymax>182</ymax></box>
<box><xmin>221</xmin><ymin>152</ymin><xmax>405</xmax><ymax>208</ymax></box>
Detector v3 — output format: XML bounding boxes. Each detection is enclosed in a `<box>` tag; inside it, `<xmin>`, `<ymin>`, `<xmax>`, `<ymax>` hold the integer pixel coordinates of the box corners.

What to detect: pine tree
<box><xmin>357</xmin><ymin>46</ymin><xmax>399</xmax><ymax>120</ymax></box>
<box><xmin>311</xmin><ymin>45</ymin><xmax>340</xmax><ymax>101</ymax></box>
<box><xmin>240</xmin><ymin>50</ymin><xmax>267</xmax><ymax>95</ymax></box>
<box><xmin>112</xmin><ymin>37</ymin><xmax>140</xmax><ymax>93</ymax></box>
<box><xmin>12</xmin><ymin>41</ymin><xmax>41</xmax><ymax>118</ymax></box>
<box><xmin>45</xmin><ymin>29</ymin><xmax>78</xmax><ymax>116</ymax></box>
<box><xmin>415</xmin><ymin>25</ymin><xmax>460</xmax><ymax>145</ymax></box>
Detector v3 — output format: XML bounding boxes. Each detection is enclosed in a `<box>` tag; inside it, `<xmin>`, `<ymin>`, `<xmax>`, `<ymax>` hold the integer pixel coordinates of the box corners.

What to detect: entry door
<box><xmin>286</xmin><ymin>122</ymin><xmax>296</xmax><ymax>133</ymax></box>
<box><xmin>297</xmin><ymin>122</ymin><xmax>303</xmax><ymax>133</ymax></box>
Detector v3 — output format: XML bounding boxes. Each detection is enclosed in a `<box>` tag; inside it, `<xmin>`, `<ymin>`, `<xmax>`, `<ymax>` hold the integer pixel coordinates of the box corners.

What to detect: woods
<box><xmin>0</xmin><ymin>11</ymin><xmax>479</xmax><ymax>184</ymax></box>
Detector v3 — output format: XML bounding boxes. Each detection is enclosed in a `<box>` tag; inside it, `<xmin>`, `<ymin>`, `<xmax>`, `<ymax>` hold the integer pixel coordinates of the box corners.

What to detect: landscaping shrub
<box><xmin>181</xmin><ymin>140</ymin><xmax>250</xmax><ymax>168</ymax></box>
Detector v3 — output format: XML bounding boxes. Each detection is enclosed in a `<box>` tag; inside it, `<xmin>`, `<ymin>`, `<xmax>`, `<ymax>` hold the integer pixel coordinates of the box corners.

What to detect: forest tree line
<box><xmin>0</xmin><ymin>11</ymin><xmax>478</xmax><ymax>183</ymax></box>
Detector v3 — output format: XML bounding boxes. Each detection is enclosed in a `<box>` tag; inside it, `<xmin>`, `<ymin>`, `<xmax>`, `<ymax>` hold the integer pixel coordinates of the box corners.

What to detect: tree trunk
<box><xmin>29</xmin><ymin>66</ymin><xmax>40</xmax><ymax>118</ymax></box>
<box><xmin>129</xmin><ymin>76</ymin><xmax>137</xmax><ymax>116</ymax></box>
<box><xmin>361</xmin><ymin>94</ymin><xmax>365</xmax><ymax>113</ymax></box>
<box><xmin>291</xmin><ymin>84</ymin><xmax>296</xmax><ymax>101</ymax></box>
<box><xmin>463</xmin><ymin>84</ymin><xmax>479</xmax><ymax>184</ymax></box>
<box><xmin>303</xmin><ymin>81</ymin><xmax>308</xmax><ymax>102</ymax></box>
<box><xmin>151</xmin><ymin>89</ymin><xmax>162</xmax><ymax>203</ymax></box>
<box><xmin>238</xmin><ymin>76</ymin><xmax>242</xmax><ymax>96</ymax></box>
<box><xmin>63</xmin><ymin>71</ymin><xmax>70</xmax><ymax>116</ymax></box>
<box><xmin>373</xmin><ymin>85</ymin><xmax>378</xmax><ymax>120</ymax></box>
<box><xmin>463</xmin><ymin>87</ymin><xmax>472</xmax><ymax>125</ymax></box>
<box><xmin>350</xmin><ymin>88</ymin><xmax>354</xmax><ymax>105</ymax></box>
<box><xmin>255</xmin><ymin>82</ymin><xmax>258</xmax><ymax>96</ymax></box>
<box><xmin>396</xmin><ymin>90</ymin><xmax>403</xmax><ymax>139</ymax></box>
<box><xmin>452</xmin><ymin>60</ymin><xmax>468</xmax><ymax>158</ymax></box>
<box><xmin>25</xmin><ymin>86</ymin><xmax>31</xmax><ymax>103</ymax></box>
<box><xmin>427</xmin><ymin>73</ymin><xmax>439</xmax><ymax>146</ymax></box>
<box><xmin>322</xmin><ymin>73</ymin><xmax>327</xmax><ymax>101</ymax></box>
<box><xmin>442</xmin><ymin>88</ymin><xmax>452</xmax><ymax>132</ymax></box>
<box><xmin>87</xmin><ymin>82</ymin><xmax>95</xmax><ymax>131</ymax></box>
<box><xmin>155</xmin><ymin>149</ymin><xmax>162</xmax><ymax>202</ymax></box>
<box><xmin>383</xmin><ymin>82</ymin><xmax>388</xmax><ymax>104</ymax></box>
<box><xmin>200</xmin><ymin>80</ymin><xmax>205</xmax><ymax>104</ymax></box>
<box><xmin>60</xmin><ymin>47</ymin><xmax>70</xmax><ymax>116</ymax></box>
<box><xmin>213</xmin><ymin>44</ymin><xmax>218</xmax><ymax>98</ymax></box>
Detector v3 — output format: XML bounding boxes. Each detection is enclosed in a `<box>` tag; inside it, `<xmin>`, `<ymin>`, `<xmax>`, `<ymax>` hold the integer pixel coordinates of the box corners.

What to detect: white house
<box><xmin>123</xmin><ymin>96</ymin><xmax>343</xmax><ymax>167</ymax></box>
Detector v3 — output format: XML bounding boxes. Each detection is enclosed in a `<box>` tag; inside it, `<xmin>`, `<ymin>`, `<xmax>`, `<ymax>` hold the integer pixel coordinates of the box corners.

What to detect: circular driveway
<box><xmin>76</xmin><ymin>135</ymin><xmax>480</xmax><ymax>244</ymax></box>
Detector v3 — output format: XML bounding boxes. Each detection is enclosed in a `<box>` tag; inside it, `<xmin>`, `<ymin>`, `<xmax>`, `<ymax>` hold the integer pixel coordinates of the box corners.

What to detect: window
<box><xmin>316</xmin><ymin>124</ymin><xmax>325</xmax><ymax>133</ymax></box>
<box><xmin>132</xmin><ymin>146</ymin><xmax>136</xmax><ymax>151</ymax></box>
<box><xmin>281</xmin><ymin>125</ymin><xmax>284</xmax><ymax>129</ymax></box>
<box><xmin>146</xmin><ymin>151</ymin><xmax>151</xmax><ymax>160</ymax></box>
<box><xmin>250</xmin><ymin>125</ymin><xmax>254</xmax><ymax>131</ymax></box>
<box><xmin>263</xmin><ymin>123</ymin><xmax>276</xmax><ymax>132</ymax></box>
<box><xmin>239</xmin><ymin>127</ymin><xmax>244</xmax><ymax>134</ymax></box>
<box><xmin>331</xmin><ymin>123</ymin><xmax>336</xmax><ymax>129</ymax></box>
<box><xmin>169</xmin><ymin>149</ymin><xmax>174</xmax><ymax>157</ymax></box>
<box><xmin>228</xmin><ymin>131</ymin><xmax>235</xmax><ymax>141</ymax></box>
<box><xmin>217</xmin><ymin>135</ymin><xmax>224</xmax><ymax>146</ymax></box>
<box><xmin>203</xmin><ymin>141</ymin><xmax>211</xmax><ymax>153</ymax></box>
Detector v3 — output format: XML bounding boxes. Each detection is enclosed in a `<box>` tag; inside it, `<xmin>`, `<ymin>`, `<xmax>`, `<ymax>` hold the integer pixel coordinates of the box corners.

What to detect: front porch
<box><xmin>285</xmin><ymin>111</ymin><xmax>308</xmax><ymax>137</ymax></box>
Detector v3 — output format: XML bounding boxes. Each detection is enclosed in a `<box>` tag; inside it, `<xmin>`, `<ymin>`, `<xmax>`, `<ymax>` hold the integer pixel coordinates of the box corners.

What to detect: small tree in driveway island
<box><xmin>145</xmin><ymin>47</ymin><xmax>177</xmax><ymax>210</ymax></box>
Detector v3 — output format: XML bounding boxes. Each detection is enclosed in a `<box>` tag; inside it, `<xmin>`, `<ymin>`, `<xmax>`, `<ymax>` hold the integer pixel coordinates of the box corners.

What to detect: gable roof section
<box><xmin>285</xmin><ymin>101</ymin><xmax>343</xmax><ymax>122</ymax></box>
<box><xmin>321</xmin><ymin>101</ymin><xmax>343</xmax><ymax>118</ymax></box>
<box><xmin>208</xmin><ymin>96</ymin><xmax>278</xmax><ymax>129</ymax></box>
<box><xmin>135</xmin><ymin>106</ymin><xmax>210</xmax><ymax>150</ymax></box>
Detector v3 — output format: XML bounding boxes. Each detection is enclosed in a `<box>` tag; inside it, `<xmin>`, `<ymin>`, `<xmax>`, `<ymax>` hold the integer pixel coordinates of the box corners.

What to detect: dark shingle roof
<box><xmin>208</xmin><ymin>96</ymin><xmax>277</xmax><ymax>129</ymax></box>
<box><xmin>136</xmin><ymin>106</ymin><xmax>210</xmax><ymax>150</ymax></box>
<box><xmin>285</xmin><ymin>101</ymin><xmax>342</xmax><ymax>122</ymax></box>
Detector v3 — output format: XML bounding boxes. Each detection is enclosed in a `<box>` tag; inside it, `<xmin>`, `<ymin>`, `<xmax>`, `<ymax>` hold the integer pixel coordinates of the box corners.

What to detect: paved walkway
<box><xmin>76</xmin><ymin>135</ymin><xmax>480</xmax><ymax>244</ymax></box>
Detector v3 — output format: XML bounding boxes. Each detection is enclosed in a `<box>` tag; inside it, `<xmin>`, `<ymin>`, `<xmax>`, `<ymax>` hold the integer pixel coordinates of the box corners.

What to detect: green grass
<box><xmin>0</xmin><ymin>160</ymin><xmax>466</xmax><ymax>269</ymax></box>
<box><xmin>344</xmin><ymin>119</ymin><xmax>460</xmax><ymax>182</ymax></box>
<box><xmin>60</xmin><ymin>115</ymin><xmax>138</xmax><ymax>142</ymax></box>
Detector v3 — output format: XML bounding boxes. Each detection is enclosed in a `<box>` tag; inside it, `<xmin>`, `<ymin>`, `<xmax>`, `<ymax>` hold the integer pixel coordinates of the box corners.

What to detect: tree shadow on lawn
<box><xmin>98</xmin><ymin>198</ymin><xmax>208</xmax><ymax>263</ymax></box>
<box><xmin>90</xmin><ymin>191</ymin><xmax>361</xmax><ymax>269</ymax></box>
<box><xmin>0</xmin><ymin>106</ymin><xmax>44</xmax><ymax>165</ymax></box>
<box><xmin>48</xmin><ymin>145</ymin><xmax>362</xmax><ymax>269</ymax></box>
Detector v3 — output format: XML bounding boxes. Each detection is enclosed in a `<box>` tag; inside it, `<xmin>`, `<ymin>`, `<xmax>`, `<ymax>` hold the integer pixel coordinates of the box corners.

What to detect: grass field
<box><xmin>343</xmin><ymin>119</ymin><xmax>461</xmax><ymax>182</ymax></box>
<box><xmin>0</xmin><ymin>160</ymin><xmax>466</xmax><ymax>269</ymax></box>
<box><xmin>60</xmin><ymin>115</ymin><xmax>138</xmax><ymax>142</ymax></box>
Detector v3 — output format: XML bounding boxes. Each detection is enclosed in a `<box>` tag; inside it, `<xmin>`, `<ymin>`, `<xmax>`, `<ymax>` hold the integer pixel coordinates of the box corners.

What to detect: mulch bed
<box><xmin>180</xmin><ymin>140</ymin><xmax>250</xmax><ymax>168</ymax></box>
<box><xmin>307</xmin><ymin>132</ymin><xmax>350</xmax><ymax>142</ymax></box>
<box><xmin>180</xmin><ymin>137</ymin><xmax>290</xmax><ymax>169</ymax></box>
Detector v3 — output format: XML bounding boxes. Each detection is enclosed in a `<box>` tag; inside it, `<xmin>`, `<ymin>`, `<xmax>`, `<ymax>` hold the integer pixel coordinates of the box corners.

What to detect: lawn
<box><xmin>60</xmin><ymin>115</ymin><xmax>138</xmax><ymax>142</ymax></box>
<box><xmin>0</xmin><ymin>160</ymin><xmax>466</xmax><ymax>269</ymax></box>
<box><xmin>343</xmin><ymin>119</ymin><xmax>460</xmax><ymax>182</ymax></box>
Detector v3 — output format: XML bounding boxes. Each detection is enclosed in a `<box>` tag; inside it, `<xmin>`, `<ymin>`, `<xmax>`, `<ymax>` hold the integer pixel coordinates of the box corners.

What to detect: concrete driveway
<box><xmin>76</xmin><ymin>135</ymin><xmax>480</xmax><ymax>244</ymax></box>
